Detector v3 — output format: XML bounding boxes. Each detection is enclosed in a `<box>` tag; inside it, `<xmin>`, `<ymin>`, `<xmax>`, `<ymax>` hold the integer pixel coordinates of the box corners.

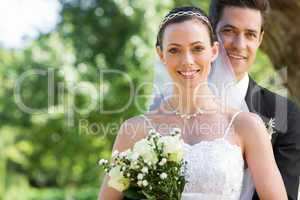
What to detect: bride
<box><xmin>98</xmin><ymin>6</ymin><xmax>287</xmax><ymax>200</ymax></box>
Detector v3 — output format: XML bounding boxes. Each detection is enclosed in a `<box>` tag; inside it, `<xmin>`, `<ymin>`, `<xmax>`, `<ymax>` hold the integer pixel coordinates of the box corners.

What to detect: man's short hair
<box><xmin>209</xmin><ymin>0</ymin><xmax>270</xmax><ymax>32</ymax></box>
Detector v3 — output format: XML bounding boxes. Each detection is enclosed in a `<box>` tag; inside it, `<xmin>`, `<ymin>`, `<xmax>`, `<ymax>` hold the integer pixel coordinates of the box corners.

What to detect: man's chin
<box><xmin>232</xmin><ymin>67</ymin><xmax>248</xmax><ymax>79</ymax></box>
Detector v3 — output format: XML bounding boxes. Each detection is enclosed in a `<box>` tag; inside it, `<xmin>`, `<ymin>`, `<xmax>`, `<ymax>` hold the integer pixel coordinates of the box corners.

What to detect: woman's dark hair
<box><xmin>156</xmin><ymin>6</ymin><xmax>215</xmax><ymax>50</ymax></box>
<box><xmin>209</xmin><ymin>0</ymin><xmax>270</xmax><ymax>32</ymax></box>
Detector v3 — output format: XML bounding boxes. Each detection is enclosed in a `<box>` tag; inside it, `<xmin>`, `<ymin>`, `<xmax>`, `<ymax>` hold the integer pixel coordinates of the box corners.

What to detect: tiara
<box><xmin>159</xmin><ymin>11</ymin><xmax>213</xmax><ymax>31</ymax></box>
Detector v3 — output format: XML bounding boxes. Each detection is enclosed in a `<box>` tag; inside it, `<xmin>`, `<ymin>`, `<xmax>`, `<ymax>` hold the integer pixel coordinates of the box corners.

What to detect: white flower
<box><xmin>128</xmin><ymin>152</ymin><xmax>140</xmax><ymax>161</ymax></box>
<box><xmin>266</xmin><ymin>118</ymin><xmax>275</xmax><ymax>140</ymax></box>
<box><xmin>112</xmin><ymin>150</ymin><xmax>119</xmax><ymax>158</ymax></box>
<box><xmin>148</xmin><ymin>128</ymin><xmax>157</xmax><ymax>135</ymax></box>
<box><xmin>119</xmin><ymin>149</ymin><xmax>130</xmax><ymax>159</ymax></box>
<box><xmin>130</xmin><ymin>161</ymin><xmax>140</xmax><ymax>169</ymax></box>
<box><xmin>160</xmin><ymin>172</ymin><xmax>167</xmax><ymax>180</ymax></box>
<box><xmin>171</xmin><ymin>128</ymin><xmax>181</xmax><ymax>136</ymax></box>
<box><xmin>137</xmin><ymin>180</ymin><xmax>143</xmax><ymax>187</ymax></box>
<box><xmin>137</xmin><ymin>173</ymin><xmax>144</xmax><ymax>180</ymax></box>
<box><xmin>108</xmin><ymin>166</ymin><xmax>130</xmax><ymax>192</ymax></box>
<box><xmin>268</xmin><ymin>118</ymin><xmax>275</xmax><ymax>127</ymax></box>
<box><xmin>133</xmin><ymin>139</ymin><xmax>158</xmax><ymax>165</ymax></box>
<box><xmin>142</xmin><ymin>180</ymin><xmax>148</xmax><ymax>187</ymax></box>
<box><xmin>98</xmin><ymin>159</ymin><xmax>108</xmax><ymax>166</ymax></box>
<box><xmin>141</xmin><ymin>167</ymin><xmax>149</xmax><ymax>174</ymax></box>
<box><xmin>159</xmin><ymin>135</ymin><xmax>183</xmax><ymax>163</ymax></box>
<box><xmin>159</xmin><ymin>158</ymin><xmax>167</xmax><ymax>166</ymax></box>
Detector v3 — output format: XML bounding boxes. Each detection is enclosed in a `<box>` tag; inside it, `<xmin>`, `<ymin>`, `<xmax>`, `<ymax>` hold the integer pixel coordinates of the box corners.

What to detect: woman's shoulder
<box><xmin>231</xmin><ymin>111</ymin><xmax>269</xmax><ymax>146</ymax></box>
<box><xmin>222</xmin><ymin>107</ymin><xmax>261</xmax><ymax>124</ymax></box>
<box><xmin>122</xmin><ymin>115</ymin><xmax>146</xmax><ymax>125</ymax></box>
<box><xmin>119</xmin><ymin>115</ymin><xmax>148</xmax><ymax>135</ymax></box>
<box><xmin>232</xmin><ymin>111</ymin><xmax>264</xmax><ymax>129</ymax></box>
<box><xmin>122</xmin><ymin>113</ymin><xmax>161</xmax><ymax>127</ymax></box>
<box><xmin>115</xmin><ymin>115</ymin><xmax>150</xmax><ymax>148</ymax></box>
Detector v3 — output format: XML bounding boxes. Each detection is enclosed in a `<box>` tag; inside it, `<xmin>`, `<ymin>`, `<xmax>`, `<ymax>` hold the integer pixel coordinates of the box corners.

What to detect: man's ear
<box><xmin>156</xmin><ymin>46</ymin><xmax>164</xmax><ymax>63</ymax></box>
<box><xmin>258</xmin><ymin>30</ymin><xmax>264</xmax><ymax>46</ymax></box>
<box><xmin>211</xmin><ymin>41</ymin><xmax>219</xmax><ymax>62</ymax></box>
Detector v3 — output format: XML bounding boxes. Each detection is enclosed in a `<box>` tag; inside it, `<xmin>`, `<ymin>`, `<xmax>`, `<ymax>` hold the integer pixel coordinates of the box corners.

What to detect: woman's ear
<box><xmin>156</xmin><ymin>46</ymin><xmax>164</xmax><ymax>63</ymax></box>
<box><xmin>211</xmin><ymin>41</ymin><xmax>219</xmax><ymax>62</ymax></box>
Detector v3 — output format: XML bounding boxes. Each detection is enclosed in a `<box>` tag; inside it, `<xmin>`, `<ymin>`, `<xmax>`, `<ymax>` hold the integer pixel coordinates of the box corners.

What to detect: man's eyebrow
<box><xmin>220</xmin><ymin>24</ymin><xmax>259</xmax><ymax>33</ymax></box>
<box><xmin>245</xmin><ymin>29</ymin><xmax>259</xmax><ymax>34</ymax></box>
<box><xmin>220</xmin><ymin>24</ymin><xmax>236</xmax><ymax>29</ymax></box>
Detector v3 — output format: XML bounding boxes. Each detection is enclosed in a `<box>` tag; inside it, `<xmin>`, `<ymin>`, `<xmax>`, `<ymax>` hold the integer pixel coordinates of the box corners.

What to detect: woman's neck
<box><xmin>170</xmin><ymin>83</ymin><xmax>218</xmax><ymax>114</ymax></box>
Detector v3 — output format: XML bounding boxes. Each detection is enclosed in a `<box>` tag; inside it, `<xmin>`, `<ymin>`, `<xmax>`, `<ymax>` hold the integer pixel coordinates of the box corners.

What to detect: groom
<box><xmin>209</xmin><ymin>0</ymin><xmax>300</xmax><ymax>199</ymax></box>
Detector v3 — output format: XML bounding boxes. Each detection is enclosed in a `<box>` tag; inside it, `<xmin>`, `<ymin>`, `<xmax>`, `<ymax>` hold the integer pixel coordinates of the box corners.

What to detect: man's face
<box><xmin>216</xmin><ymin>6</ymin><xmax>264</xmax><ymax>80</ymax></box>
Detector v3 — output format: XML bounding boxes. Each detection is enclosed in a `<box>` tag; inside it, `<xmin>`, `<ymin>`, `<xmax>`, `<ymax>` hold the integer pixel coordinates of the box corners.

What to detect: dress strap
<box><xmin>140</xmin><ymin>114</ymin><xmax>156</xmax><ymax>133</ymax></box>
<box><xmin>223</xmin><ymin>111</ymin><xmax>242</xmax><ymax>139</ymax></box>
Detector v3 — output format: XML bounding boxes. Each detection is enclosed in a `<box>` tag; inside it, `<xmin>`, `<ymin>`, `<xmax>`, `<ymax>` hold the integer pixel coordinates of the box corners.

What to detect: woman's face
<box><xmin>157</xmin><ymin>19</ymin><xmax>219</xmax><ymax>89</ymax></box>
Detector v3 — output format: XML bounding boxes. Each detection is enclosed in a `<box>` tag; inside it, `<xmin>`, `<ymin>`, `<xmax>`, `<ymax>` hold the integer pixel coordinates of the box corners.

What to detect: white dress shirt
<box><xmin>230</xmin><ymin>73</ymin><xmax>255</xmax><ymax>200</ymax></box>
<box><xmin>226</xmin><ymin>73</ymin><xmax>250</xmax><ymax>110</ymax></box>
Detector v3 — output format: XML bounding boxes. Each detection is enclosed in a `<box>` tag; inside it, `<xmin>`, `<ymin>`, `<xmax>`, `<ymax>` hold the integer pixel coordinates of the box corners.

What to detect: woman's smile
<box><xmin>177</xmin><ymin>69</ymin><xmax>201</xmax><ymax>79</ymax></box>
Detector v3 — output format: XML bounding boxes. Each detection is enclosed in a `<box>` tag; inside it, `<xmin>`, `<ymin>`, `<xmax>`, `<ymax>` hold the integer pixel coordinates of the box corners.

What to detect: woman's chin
<box><xmin>179</xmin><ymin>78</ymin><xmax>205</xmax><ymax>89</ymax></box>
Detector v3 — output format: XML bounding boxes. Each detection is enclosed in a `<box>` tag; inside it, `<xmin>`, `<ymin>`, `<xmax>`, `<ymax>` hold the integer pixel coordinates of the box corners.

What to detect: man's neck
<box><xmin>236</xmin><ymin>72</ymin><xmax>247</xmax><ymax>82</ymax></box>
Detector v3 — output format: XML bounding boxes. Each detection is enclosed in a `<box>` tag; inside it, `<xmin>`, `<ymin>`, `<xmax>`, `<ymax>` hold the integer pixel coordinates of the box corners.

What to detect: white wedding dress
<box><xmin>142</xmin><ymin>111</ymin><xmax>244</xmax><ymax>200</ymax></box>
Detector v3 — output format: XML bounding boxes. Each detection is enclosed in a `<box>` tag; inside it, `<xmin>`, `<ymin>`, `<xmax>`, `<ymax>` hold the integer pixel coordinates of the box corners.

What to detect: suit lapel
<box><xmin>245</xmin><ymin>76</ymin><xmax>277</xmax><ymax>145</ymax></box>
<box><xmin>245</xmin><ymin>77</ymin><xmax>261</xmax><ymax>114</ymax></box>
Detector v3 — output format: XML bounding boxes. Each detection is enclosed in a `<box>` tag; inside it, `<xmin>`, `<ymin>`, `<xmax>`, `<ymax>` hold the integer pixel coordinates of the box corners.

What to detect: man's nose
<box><xmin>232</xmin><ymin>34</ymin><xmax>246</xmax><ymax>50</ymax></box>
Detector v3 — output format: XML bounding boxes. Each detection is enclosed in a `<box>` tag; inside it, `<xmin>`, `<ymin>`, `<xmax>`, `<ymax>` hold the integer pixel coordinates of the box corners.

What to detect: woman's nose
<box><xmin>182</xmin><ymin>52</ymin><xmax>194</xmax><ymax>66</ymax></box>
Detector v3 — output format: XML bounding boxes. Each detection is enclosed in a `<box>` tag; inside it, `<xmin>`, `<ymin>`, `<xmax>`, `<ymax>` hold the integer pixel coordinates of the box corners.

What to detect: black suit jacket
<box><xmin>246</xmin><ymin>77</ymin><xmax>300</xmax><ymax>200</ymax></box>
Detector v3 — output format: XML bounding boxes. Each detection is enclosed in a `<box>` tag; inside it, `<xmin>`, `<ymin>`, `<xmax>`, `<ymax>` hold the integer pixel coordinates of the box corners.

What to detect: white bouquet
<box><xmin>98</xmin><ymin>128</ymin><xmax>187</xmax><ymax>200</ymax></box>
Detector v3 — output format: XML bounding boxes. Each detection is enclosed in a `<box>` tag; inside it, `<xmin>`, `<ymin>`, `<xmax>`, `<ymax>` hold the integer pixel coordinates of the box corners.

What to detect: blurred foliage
<box><xmin>0</xmin><ymin>0</ymin><xmax>279</xmax><ymax>199</ymax></box>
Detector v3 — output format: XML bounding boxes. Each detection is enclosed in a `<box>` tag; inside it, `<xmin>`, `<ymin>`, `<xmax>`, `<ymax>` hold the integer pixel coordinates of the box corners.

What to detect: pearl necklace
<box><xmin>165</xmin><ymin>100</ymin><xmax>207</xmax><ymax>119</ymax></box>
<box><xmin>172</xmin><ymin>109</ymin><xmax>205</xmax><ymax>119</ymax></box>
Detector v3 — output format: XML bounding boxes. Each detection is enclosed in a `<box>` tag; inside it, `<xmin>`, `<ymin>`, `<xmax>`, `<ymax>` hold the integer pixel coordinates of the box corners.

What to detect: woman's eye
<box><xmin>168</xmin><ymin>48</ymin><xmax>178</xmax><ymax>54</ymax></box>
<box><xmin>193</xmin><ymin>46</ymin><xmax>204</xmax><ymax>52</ymax></box>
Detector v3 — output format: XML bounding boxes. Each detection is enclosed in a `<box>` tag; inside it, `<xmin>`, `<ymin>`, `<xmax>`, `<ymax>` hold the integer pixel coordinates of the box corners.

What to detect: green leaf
<box><xmin>123</xmin><ymin>187</ymin><xmax>146</xmax><ymax>199</ymax></box>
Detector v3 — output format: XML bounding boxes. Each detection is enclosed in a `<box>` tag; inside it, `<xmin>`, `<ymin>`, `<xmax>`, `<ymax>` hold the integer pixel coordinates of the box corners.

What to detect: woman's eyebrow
<box><xmin>167</xmin><ymin>43</ymin><xmax>181</xmax><ymax>47</ymax></box>
<box><xmin>191</xmin><ymin>41</ymin><xmax>204</xmax><ymax>45</ymax></box>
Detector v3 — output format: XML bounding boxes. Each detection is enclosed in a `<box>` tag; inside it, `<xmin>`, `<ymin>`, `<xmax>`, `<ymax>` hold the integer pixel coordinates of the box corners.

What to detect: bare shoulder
<box><xmin>221</xmin><ymin>109</ymin><xmax>264</xmax><ymax>132</ymax></box>
<box><xmin>118</xmin><ymin>115</ymin><xmax>149</xmax><ymax>139</ymax></box>
<box><xmin>113</xmin><ymin>115</ymin><xmax>149</xmax><ymax>151</ymax></box>
<box><xmin>233</xmin><ymin>112</ymin><xmax>265</xmax><ymax>133</ymax></box>
<box><xmin>232</xmin><ymin>111</ymin><xmax>269</xmax><ymax>148</ymax></box>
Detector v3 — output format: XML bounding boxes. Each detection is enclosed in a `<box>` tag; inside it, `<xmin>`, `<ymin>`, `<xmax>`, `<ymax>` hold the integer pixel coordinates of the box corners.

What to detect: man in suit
<box><xmin>209</xmin><ymin>0</ymin><xmax>300</xmax><ymax>199</ymax></box>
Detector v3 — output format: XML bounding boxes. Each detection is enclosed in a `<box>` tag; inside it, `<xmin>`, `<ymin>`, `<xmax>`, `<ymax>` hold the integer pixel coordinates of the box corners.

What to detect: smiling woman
<box><xmin>156</xmin><ymin>19</ymin><xmax>218</xmax><ymax>89</ymax></box>
<box><xmin>0</xmin><ymin>0</ymin><xmax>61</xmax><ymax>49</ymax></box>
<box><xmin>155</xmin><ymin>7</ymin><xmax>218</xmax><ymax>91</ymax></box>
<box><xmin>99</xmin><ymin>5</ymin><xmax>288</xmax><ymax>200</ymax></box>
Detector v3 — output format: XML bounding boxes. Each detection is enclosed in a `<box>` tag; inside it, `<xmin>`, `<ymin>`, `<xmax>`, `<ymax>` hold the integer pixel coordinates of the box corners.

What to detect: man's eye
<box><xmin>222</xmin><ymin>29</ymin><xmax>234</xmax><ymax>34</ymax></box>
<box><xmin>246</xmin><ymin>33</ymin><xmax>257</xmax><ymax>39</ymax></box>
<box><xmin>168</xmin><ymin>48</ymin><xmax>178</xmax><ymax>54</ymax></box>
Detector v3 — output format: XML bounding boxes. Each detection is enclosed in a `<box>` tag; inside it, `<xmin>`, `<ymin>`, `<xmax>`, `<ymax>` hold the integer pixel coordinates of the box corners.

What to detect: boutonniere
<box><xmin>266</xmin><ymin>118</ymin><xmax>275</xmax><ymax>140</ymax></box>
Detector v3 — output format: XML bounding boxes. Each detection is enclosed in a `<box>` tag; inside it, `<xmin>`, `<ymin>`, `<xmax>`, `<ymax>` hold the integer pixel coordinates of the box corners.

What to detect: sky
<box><xmin>0</xmin><ymin>0</ymin><xmax>61</xmax><ymax>49</ymax></box>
